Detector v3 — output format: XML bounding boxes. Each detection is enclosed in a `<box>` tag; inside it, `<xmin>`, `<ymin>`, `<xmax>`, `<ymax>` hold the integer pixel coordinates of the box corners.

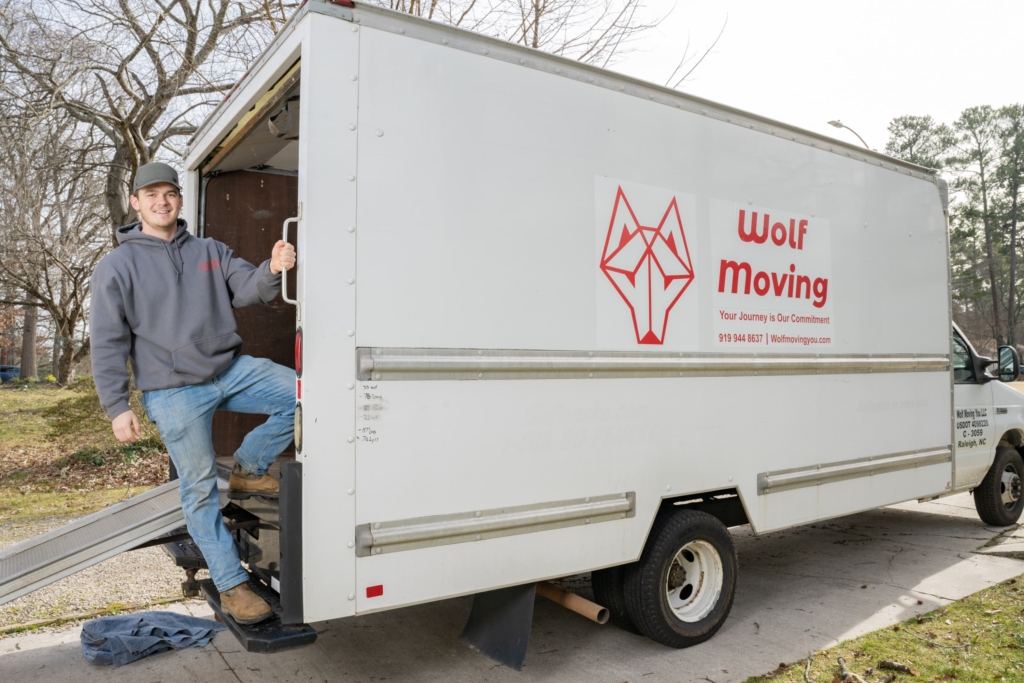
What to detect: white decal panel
<box><xmin>595</xmin><ymin>177</ymin><xmax>700</xmax><ymax>351</ymax></box>
<box><xmin>711</xmin><ymin>199</ymin><xmax>834</xmax><ymax>349</ymax></box>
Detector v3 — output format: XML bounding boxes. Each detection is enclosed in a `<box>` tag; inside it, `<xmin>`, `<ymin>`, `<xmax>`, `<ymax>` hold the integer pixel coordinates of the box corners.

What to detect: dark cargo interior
<box><xmin>202</xmin><ymin>169</ymin><xmax>298</xmax><ymax>460</ymax></box>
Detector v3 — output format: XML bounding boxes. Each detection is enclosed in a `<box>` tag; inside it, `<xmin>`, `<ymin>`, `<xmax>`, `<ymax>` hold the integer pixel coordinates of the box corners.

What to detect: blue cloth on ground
<box><xmin>81</xmin><ymin>610</ymin><xmax>226</xmax><ymax>667</ymax></box>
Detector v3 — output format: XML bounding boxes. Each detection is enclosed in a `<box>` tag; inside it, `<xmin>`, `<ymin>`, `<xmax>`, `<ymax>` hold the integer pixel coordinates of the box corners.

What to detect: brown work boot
<box><xmin>220</xmin><ymin>582</ymin><xmax>273</xmax><ymax>625</ymax></box>
<box><xmin>228</xmin><ymin>463</ymin><xmax>279</xmax><ymax>500</ymax></box>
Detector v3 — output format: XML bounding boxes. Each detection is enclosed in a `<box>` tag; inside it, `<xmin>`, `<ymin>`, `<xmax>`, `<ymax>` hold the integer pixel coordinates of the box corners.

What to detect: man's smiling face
<box><xmin>130</xmin><ymin>182</ymin><xmax>182</xmax><ymax>232</ymax></box>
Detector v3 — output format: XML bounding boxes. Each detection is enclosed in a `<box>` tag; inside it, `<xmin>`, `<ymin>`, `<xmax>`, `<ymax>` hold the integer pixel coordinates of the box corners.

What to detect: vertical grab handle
<box><xmin>281</xmin><ymin>216</ymin><xmax>299</xmax><ymax>305</ymax></box>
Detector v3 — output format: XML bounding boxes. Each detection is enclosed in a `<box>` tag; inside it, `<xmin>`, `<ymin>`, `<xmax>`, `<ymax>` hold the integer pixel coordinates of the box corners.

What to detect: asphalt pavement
<box><xmin>2</xmin><ymin>492</ymin><xmax>1022</xmax><ymax>683</ymax></box>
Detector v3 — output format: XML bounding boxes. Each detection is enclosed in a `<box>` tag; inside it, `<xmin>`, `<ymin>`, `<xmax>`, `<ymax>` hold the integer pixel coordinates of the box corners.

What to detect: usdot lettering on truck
<box><xmin>175</xmin><ymin>0</ymin><xmax>1024</xmax><ymax>667</ymax></box>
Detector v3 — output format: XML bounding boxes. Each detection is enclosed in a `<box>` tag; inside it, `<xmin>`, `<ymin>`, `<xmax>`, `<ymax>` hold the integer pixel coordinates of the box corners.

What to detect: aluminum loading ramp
<box><xmin>0</xmin><ymin>480</ymin><xmax>185</xmax><ymax>605</ymax></box>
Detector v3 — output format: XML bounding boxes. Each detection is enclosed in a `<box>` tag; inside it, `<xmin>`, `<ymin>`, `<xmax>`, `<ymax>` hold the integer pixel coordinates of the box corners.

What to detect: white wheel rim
<box><xmin>665</xmin><ymin>539</ymin><xmax>724</xmax><ymax>622</ymax></box>
<box><xmin>1002</xmin><ymin>464</ymin><xmax>1022</xmax><ymax>508</ymax></box>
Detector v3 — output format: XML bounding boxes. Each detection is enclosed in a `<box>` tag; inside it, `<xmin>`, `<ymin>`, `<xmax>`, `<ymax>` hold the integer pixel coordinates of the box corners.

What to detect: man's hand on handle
<box><xmin>112</xmin><ymin>409</ymin><xmax>142</xmax><ymax>443</ymax></box>
<box><xmin>270</xmin><ymin>240</ymin><xmax>296</xmax><ymax>275</ymax></box>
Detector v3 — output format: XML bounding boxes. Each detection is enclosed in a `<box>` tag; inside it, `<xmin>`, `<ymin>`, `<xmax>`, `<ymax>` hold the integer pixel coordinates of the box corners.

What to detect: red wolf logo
<box><xmin>600</xmin><ymin>187</ymin><xmax>694</xmax><ymax>345</ymax></box>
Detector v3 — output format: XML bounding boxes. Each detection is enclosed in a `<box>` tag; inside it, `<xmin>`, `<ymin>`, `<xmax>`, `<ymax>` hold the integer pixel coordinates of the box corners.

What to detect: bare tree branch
<box><xmin>666</xmin><ymin>14</ymin><xmax>727</xmax><ymax>90</ymax></box>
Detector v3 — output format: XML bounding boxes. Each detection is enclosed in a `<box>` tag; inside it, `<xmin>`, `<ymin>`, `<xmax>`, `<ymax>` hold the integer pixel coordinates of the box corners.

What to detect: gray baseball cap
<box><xmin>133</xmin><ymin>162</ymin><xmax>181</xmax><ymax>194</ymax></box>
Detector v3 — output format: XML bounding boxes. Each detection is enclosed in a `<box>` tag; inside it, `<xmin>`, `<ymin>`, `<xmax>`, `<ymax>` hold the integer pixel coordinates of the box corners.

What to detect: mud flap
<box><xmin>458</xmin><ymin>582</ymin><xmax>535</xmax><ymax>670</ymax></box>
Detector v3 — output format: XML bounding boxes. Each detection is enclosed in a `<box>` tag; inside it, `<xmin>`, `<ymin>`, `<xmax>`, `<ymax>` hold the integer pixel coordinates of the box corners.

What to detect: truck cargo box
<box><xmin>179</xmin><ymin>0</ymin><xmax>1024</xmax><ymax>662</ymax></box>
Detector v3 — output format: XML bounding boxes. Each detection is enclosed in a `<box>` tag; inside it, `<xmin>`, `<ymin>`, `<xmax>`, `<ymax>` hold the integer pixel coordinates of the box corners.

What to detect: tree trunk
<box><xmin>56</xmin><ymin>342</ymin><xmax>72</xmax><ymax>386</ymax></box>
<box><xmin>51</xmin><ymin>321</ymin><xmax>61</xmax><ymax>381</ymax></box>
<box><xmin>1010</xmin><ymin>190</ymin><xmax>1019</xmax><ymax>347</ymax></box>
<box><xmin>20</xmin><ymin>302</ymin><xmax>37</xmax><ymax>379</ymax></box>
<box><xmin>54</xmin><ymin>335</ymin><xmax>91</xmax><ymax>387</ymax></box>
<box><xmin>56</xmin><ymin>337</ymin><xmax>74</xmax><ymax>386</ymax></box>
<box><xmin>978</xmin><ymin>173</ymin><xmax>1002</xmax><ymax>344</ymax></box>
<box><xmin>106</xmin><ymin>144</ymin><xmax>136</xmax><ymax>245</ymax></box>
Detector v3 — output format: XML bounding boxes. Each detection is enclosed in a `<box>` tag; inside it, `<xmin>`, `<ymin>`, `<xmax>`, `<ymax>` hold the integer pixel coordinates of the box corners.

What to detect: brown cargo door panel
<box><xmin>202</xmin><ymin>170</ymin><xmax>297</xmax><ymax>458</ymax></box>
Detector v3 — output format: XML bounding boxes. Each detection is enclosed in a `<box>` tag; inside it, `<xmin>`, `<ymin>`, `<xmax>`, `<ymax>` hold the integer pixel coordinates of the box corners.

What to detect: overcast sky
<box><xmin>612</xmin><ymin>0</ymin><xmax>1023</xmax><ymax>154</ymax></box>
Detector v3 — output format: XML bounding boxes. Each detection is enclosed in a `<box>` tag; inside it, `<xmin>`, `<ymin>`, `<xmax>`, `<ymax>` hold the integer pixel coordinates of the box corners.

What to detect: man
<box><xmin>90</xmin><ymin>162</ymin><xmax>296</xmax><ymax>625</ymax></box>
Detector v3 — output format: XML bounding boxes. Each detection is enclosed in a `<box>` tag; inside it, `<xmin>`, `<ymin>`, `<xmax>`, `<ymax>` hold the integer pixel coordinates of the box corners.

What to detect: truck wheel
<box><xmin>974</xmin><ymin>445</ymin><xmax>1024</xmax><ymax>526</ymax></box>
<box><xmin>591</xmin><ymin>565</ymin><xmax>639</xmax><ymax>634</ymax></box>
<box><xmin>623</xmin><ymin>510</ymin><xmax>737</xmax><ymax>648</ymax></box>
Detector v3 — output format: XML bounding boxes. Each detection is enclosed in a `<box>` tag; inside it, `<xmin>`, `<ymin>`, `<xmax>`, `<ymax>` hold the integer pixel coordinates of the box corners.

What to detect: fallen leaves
<box><xmin>0</xmin><ymin>443</ymin><xmax>168</xmax><ymax>495</ymax></box>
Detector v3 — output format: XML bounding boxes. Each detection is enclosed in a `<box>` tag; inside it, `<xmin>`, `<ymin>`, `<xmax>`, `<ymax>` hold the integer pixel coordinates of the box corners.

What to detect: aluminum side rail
<box><xmin>0</xmin><ymin>480</ymin><xmax>185</xmax><ymax>605</ymax></box>
<box><xmin>357</xmin><ymin>348</ymin><xmax>949</xmax><ymax>381</ymax></box>
<box><xmin>356</xmin><ymin>492</ymin><xmax>636</xmax><ymax>556</ymax></box>
<box><xmin>758</xmin><ymin>447</ymin><xmax>953</xmax><ymax>495</ymax></box>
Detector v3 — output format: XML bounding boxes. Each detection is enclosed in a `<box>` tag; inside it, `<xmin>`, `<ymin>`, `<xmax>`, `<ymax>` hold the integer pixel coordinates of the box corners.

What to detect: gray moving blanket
<box><xmin>81</xmin><ymin>611</ymin><xmax>226</xmax><ymax>667</ymax></box>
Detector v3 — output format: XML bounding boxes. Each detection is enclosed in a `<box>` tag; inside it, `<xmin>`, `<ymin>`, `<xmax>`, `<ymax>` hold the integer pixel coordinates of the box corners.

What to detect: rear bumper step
<box><xmin>158</xmin><ymin>502</ymin><xmax>264</xmax><ymax>569</ymax></box>
<box><xmin>161</xmin><ymin>529</ymin><xmax>263</xmax><ymax>570</ymax></box>
<box><xmin>162</xmin><ymin>530</ymin><xmax>207</xmax><ymax>569</ymax></box>
<box><xmin>200</xmin><ymin>575</ymin><xmax>317</xmax><ymax>653</ymax></box>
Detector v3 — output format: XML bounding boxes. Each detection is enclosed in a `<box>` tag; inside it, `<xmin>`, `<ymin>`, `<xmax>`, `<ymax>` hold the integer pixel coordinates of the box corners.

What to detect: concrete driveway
<box><xmin>3</xmin><ymin>493</ymin><xmax>1022</xmax><ymax>683</ymax></box>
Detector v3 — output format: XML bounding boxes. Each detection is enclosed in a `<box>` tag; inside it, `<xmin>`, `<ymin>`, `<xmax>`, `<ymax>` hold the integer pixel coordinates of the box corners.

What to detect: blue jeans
<box><xmin>142</xmin><ymin>355</ymin><xmax>295</xmax><ymax>592</ymax></box>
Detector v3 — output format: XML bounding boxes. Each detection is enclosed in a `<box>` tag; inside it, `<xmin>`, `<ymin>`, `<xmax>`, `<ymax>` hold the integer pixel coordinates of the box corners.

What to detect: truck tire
<box><xmin>591</xmin><ymin>565</ymin><xmax>640</xmax><ymax>634</ymax></box>
<box><xmin>622</xmin><ymin>510</ymin><xmax>737</xmax><ymax>648</ymax></box>
<box><xmin>974</xmin><ymin>445</ymin><xmax>1024</xmax><ymax>526</ymax></box>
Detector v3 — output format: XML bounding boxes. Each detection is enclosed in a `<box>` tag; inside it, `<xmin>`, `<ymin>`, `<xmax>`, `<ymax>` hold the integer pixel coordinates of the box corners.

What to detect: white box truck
<box><xmin>174</xmin><ymin>0</ymin><xmax>1024</xmax><ymax>665</ymax></box>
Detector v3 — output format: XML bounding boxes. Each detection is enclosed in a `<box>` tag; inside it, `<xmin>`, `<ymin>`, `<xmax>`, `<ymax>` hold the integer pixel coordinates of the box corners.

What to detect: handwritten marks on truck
<box><xmin>358</xmin><ymin>385</ymin><xmax>385</xmax><ymax>443</ymax></box>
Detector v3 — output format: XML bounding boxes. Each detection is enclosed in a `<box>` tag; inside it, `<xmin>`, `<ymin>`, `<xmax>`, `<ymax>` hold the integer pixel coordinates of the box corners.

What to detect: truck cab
<box><xmin>952</xmin><ymin>323</ymin><xmax>1024</xmax><ymax>526</ymax></box>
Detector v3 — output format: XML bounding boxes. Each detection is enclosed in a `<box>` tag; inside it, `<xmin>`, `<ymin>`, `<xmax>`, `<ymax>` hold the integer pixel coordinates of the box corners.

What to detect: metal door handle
<box><xmin>281</xmin><ymin>216</ymin><xmax>299</xmax><ymax>305</ymax></box>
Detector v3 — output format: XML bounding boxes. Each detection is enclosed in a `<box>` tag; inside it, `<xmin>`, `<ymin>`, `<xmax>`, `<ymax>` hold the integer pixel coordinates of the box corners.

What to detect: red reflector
<box><xmin>295</xmin><ymin>328</ymin><xmax>303</xmax><ymax>378</ymax></box>
<box><xmin>329</xmin><ymin>0</ymin><xmax>354</xmax><ymax>7</ymax></box>
<box><xmin>366</xmin><ymin>585</ymin><xmax>383</xmax><ymax>598</ymax></box>
<box><xmin>296</xmin><ymin>379</ymin><xmax>302</xmax><ymax>399</ymax></box>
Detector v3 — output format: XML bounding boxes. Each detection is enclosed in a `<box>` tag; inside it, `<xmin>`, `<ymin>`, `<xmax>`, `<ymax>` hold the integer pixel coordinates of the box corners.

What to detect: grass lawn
<box><xmin>0</xmin><ymin>383</ymin><xmax>62</xmax><ymax>447</ymax></box>
<box><xmin>0</xmin><ymin>381</ymin><xmax>166</xmax><ymax>521</ymax></box>
<box><xmin>745</xmin><ymin>577</ymin><xmax>1024</xmax><ymax>682</ymax></box>
<box><xmin>0</xmin><ymin>486</ymin><xmax>149</xmax><ymax>524</ymax></box>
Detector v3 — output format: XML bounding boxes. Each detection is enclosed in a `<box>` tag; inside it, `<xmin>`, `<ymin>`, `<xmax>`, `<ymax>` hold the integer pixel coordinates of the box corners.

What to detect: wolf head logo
<box><xmin>600</xmin><ymin>187</ymin><xmax>695</xmax><ymax>345</ymax></box>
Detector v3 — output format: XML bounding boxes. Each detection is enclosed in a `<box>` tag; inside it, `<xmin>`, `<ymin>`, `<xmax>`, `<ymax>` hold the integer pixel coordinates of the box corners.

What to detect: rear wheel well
<box><xmin>657</xmin><ymin>488</ymin><xmax>749</xmax><ymax>528</ymax></box>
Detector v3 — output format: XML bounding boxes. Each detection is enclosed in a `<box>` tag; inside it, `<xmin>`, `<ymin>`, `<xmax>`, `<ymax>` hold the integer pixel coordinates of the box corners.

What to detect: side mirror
<box><xmin>999</xmin><ymin>345</ymin><xmax>1021</xmax><ymax>383</ymax></box>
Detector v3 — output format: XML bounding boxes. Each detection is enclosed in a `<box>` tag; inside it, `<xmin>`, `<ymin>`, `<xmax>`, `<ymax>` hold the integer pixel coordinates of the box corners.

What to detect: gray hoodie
<box><xmin>90</xmin><ymin>220</ymin><xmax>282</xmax><ymax>419</ymax></box>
